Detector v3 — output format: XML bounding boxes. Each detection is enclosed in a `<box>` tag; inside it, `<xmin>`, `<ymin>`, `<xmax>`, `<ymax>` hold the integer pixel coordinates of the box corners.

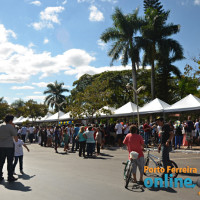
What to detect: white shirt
<box><xmin>28</xmin><ymin>127</ymin><xmax>34</xmax><ymax>134</ymax></box>
<box><xmin>14</xmin><ymin>139</ymin><xmax>24</xmax><ymax>156</ymax></box>
<box><xmin>124</xmin><ymin>125</ymin><xmax>129</xmax><ymax>135</ymax></box>
<box><xmin>115</xmin><ymin>123</ymin><xmax>123</xmax><ymax>134</ymax></box>
<box><xmin>195</xmin><ymin>122</ymin><xmax>199</xmax><ymax>131</ymax></box>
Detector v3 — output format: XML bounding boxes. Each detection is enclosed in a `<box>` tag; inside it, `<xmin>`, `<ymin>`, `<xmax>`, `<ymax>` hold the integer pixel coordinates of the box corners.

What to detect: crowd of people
<box><xmin>1</xmin><ymin>113</ymin><xmax>199</xmax><ymax>183</ymax></box>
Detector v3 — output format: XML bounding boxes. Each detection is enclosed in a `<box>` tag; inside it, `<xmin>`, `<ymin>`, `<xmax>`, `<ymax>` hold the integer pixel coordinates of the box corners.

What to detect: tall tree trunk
<box><xmin>151</xmin><ymin>42</ymin><xmax>156</xmax><ymax>100</ymax></box>
<box><xmin>131</xmin><ymin>61</ymin><xmax>137</xmax><ymax>103</ymax></box>
<box><xmin>151</xmin><ymin>60</ymin><xmax>155</xmax><ymax>100</ymax></box>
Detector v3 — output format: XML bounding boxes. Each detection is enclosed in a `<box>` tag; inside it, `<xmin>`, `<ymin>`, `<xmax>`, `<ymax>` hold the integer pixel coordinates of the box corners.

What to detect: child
<box><xmin>63</xmin><ymin>129</ymin><xmax>69</xmax><ymax>153</ymax></box>
<box><xmin>13</xmin><ymin>136</ymin><xmax>30</xmax><ymax>174</ymax></box>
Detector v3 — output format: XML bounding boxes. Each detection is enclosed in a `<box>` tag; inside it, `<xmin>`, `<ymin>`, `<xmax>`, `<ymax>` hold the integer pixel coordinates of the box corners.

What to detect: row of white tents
<box><xmin>13</xmin><ymin>94</ymin><xmax>200</xmax><ymax>124</ymax></box>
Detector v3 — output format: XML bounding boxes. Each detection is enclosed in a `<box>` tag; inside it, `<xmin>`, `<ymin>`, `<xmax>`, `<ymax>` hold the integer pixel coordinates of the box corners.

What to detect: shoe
<box><xmin>137</xmin><ymin>181</ymin><xmax>144</xmax><ymax>185</ymax></box>
<box><xmin>8</xmin><ymin>176</ymin><xmax>18</xmax><ymax>182</ymax></box>
<box><xmin>20</xmin><ymin>170</ymin><xmax>24</xmax><ymax>174</ymax></box>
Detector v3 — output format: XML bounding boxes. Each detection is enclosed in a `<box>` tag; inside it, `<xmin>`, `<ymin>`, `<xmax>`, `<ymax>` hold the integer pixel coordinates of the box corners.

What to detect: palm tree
<box><xmin>100</xmin><ymin>8</ymin><xmax>144</xmax><ymax>103</ymax></box>
<box><xmin>137</xmin><ymin>5</ymin><xmax>182</xmax><ymax>99</ymax></box>
<box><xmin>43</xmin><ymin>81</ymin><xmax>69</xmax><ymax>112</ymax></box>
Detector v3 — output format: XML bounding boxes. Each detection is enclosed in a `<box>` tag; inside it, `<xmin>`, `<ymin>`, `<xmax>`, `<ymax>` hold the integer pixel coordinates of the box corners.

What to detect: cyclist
<box><xmin>123</xmin><ymin>125</ymin><xmax>145</xmax><ymax>185</ymax></box>
<box><xmin>156</xmin><ymin>117</ymin><xmax>174</xmax><ymax>180</ymax></box>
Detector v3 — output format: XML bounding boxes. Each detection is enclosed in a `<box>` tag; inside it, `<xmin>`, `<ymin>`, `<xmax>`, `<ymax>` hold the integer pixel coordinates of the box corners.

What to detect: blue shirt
<box><xmin>74</xmin><ymin>127</ymin><xmax>80</xmax><ymax>137</ymax></box>
<box><xmin>78</xmin><ymin>132</ymin><xmax>86</xmax><ymax>142</ymax></box>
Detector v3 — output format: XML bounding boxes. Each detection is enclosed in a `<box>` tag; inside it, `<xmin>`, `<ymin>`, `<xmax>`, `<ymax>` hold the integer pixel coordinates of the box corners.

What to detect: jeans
<box><xmin>0</xmin><ymin>147</ymin><xmax>14</xmax><ymax>178</ymax></box>
<box><xmin>144</xmin><ymin>132</ymin><xmax>149</xmax><ymax>146</ymax></box>
<box><xmin>79</xmin><ymin>141</ymin><xmax>86</xmax><ymax>157</ymax></box>
<box><xmin>161</xmin><ymin>145</ymin><xmax>172</xmax><ymax>176</ymax></box>
<box><xmin>87</xmin><ymin>143</ymin><xmax>95</xmax><ymax>157</ymax></box>
<box><xmin>175</xmin><ymin>135</ymin><xmax>183</xmax><ymax>148</ymax></box>
<box><xmin>13</xmin><ymin>155</ymin><xmax>23</xmax><ymax>171</ymax></box>
<box><xmin>72</xmin><ymin>136</ymin><xmax>79</xmax><ymax>152</ymax></box>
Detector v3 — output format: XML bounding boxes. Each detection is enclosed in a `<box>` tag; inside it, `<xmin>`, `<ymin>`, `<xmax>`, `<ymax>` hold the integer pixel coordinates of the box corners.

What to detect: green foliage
<box><xmin>0</xmin><ymin>97</ymin><xmax>10</xmax><ymax>120</ymax></box>
<box><xmin>44</xmin><ymin>80</ymin><xmax>69</xmax><ymax>112</ymax></box>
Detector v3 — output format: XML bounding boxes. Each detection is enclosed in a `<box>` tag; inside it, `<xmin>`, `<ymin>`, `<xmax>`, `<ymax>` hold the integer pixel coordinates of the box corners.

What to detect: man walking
<box><xmin>0</xmin><ymin>114</ymin><xmax>18</xmax><ymax>182</ymax></box>
<box><xmin>157</xmin><ymin>117</ymin><xmax>174</xmax><ymax>180</ymax></box>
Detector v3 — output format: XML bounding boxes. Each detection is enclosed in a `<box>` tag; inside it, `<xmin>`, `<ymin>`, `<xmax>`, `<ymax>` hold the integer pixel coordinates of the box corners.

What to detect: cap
<box><xmin>155</xmin><ymin>116</ymin><xmax>164</xmax><ymax>121</ymax></box>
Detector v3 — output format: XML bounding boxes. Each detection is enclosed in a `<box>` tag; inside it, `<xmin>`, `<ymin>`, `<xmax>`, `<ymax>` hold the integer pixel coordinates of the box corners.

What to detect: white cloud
<box><xmin>43</xmin><ymin>38</ymin><xmax>49</xmax><ymax>44</ymax></box>
<box><xmin>11</xmin><ymin>86</ymin><xmax>35</xmax><ymax>90</ymax></box>
<box><xmin>33</xmin><ymin>91</ymin><xmax>43</xmax><ymax>94</ymax></box>
<box><xmin>30</xmin><ymin>1</ymin><xmax>41</xmax><ymax>6</ymax></box>
<box><xmin>24</xmin><ymin>95</ymin><xmax>45</xmax><ymax>101</ymax></box>
<box><xmin>100</xmin><ymin>0</ymin><xmax>118</xmax><ymax>3</ymax></box>
<box><xmin>62</xmin><ymin>0</ymin><xmax>67</xmax><ymax>5</ymax></box>
<box><xmin>89</xmin><ymin>5</ymin><xmax>104</xmax><ymax>22</ymax></box>
<box><xmin>194</xmin><ymin>0</ymin><xmax>200</xmax><ymax>5</ymax></box>
<box><xmin>0</xmin><ymin>24</ymin><xmax>16</xmax><ymax>43</ymax></box>
<box><xmin>0</xmin><ymin>24</ymin><xmax>96</xmax><ymax>83</ymax></box>
<box><xmin>32</xmin><ymin>6</ymin><xmax>65</xmax><ymax>30</ymax></box>
<box><xmin>97</xmin><ymin>39</ymin><xmax>107</xmax><ymax>50</ymax></box>
<box><xmin>63</xmin><ymin>85</ymin><xmax>71</xmax><ymax>89</ymax></box>
<box><xmin>32</xmin><ymin>82</ymin><xmax>51</xmax><ymax>88</ymax></box>
<box><xmin>28</xmin><ymin>42</ymin><xmax>35</xmax><ymax>48</ymax></box>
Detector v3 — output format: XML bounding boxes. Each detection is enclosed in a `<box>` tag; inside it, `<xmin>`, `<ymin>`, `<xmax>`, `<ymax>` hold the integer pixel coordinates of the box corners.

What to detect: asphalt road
<box><xmin>1</xmin><ymin>144</ymin><xmax>200</xmax><ymax>200</ymax></box>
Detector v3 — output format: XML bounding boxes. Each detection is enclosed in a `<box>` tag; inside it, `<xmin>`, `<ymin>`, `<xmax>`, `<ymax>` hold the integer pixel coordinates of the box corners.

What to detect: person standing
<box><xmin>115</xmin><ymin>120</ymin><xmax>123</xmax><ymax>147</ymax></box>
<box><xmin>13</xmin><ymin>136</ymin><xmax>30</xmax><ymax>174</ymax></box>
<box><xmin>0</xmin><ymin>114</ymin><xmax>18</xmax><ymax>182</ymax></box>
<box><xmin>123</xmin><ymin>125</ymin><xmax>145</xmax><ymax>184</ymax></box>
<box><xmin>185</xmin><ymin>116</ymin><xmax>194</xmax><ymax>149</ymax></box>
<box><xmin>194</xmin><ymin>119</ymin><xmax>199</xmax><ymax>145</ymax></box>
<box><xmin>143</xmin><ymin>121</ymin><xmax>151</xmax><ymax>148</ymax></box>
<box><xmin>157</xmin><ymin>117</ymin><xmax>174</xmax><ymax>180</ymax></box>
<box><xmin>174</xmin><ymin>123</ymin><xmax>183</xmax><ymax>149</ymax></box>
<box><xmin>72</xmin><ymin>124</ymin><xmax>80</xmax><ymax>152</ymax></box>
<box><xmin>21</xmin><ymin>126</ymin><xmax>27</xmax><ymax>143</ymax></box>
<box><xmin>84</xmin><ymin>127</ymin><xmax>95</xmax><ymax>158</ymax></box>
<box><xmin>76</xmin><ymin>126</ymin><xmax>86</xmax><ymax>157</ymax></box>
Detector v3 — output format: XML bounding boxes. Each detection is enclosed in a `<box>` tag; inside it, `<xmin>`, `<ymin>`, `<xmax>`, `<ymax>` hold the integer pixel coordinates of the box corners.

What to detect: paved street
<box><xmin>1</xmin><ymin>144</ymin><xmax>200</xmax><ymax>200</ymax></box>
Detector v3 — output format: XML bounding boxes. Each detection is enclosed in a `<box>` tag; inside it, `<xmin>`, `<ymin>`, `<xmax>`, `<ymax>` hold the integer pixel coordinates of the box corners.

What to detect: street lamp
<box><xmin>126</xmin><ymin>83</ymin><xmax>146</xmax><ymax>127</ymax></box>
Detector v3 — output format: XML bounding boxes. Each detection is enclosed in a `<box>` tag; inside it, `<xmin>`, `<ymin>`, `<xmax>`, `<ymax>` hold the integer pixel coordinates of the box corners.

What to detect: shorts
<box><xmin>186</xmin><ymin>132</ymin><xmax>193</xmax><ymax>142</ymax></box>
<box><xmin>131</xmin><ymin>157</ymin><xmax>144</xmax><ymax>174</ymax></box>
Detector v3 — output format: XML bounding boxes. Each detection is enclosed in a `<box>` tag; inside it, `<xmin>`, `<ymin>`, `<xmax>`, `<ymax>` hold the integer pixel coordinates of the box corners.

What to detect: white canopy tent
<box><xmin>59</xmin><ymin>112</ymin><xmax>72</xmax><ymax>120</ymax></box>
<box><xmin>14</xmin><ymin>116</ymin><xmax>25</xmax><ymax>124</ymax></box>
<box><xmin>139</xmin><ymin>98</ymin><xmax>170</xmax><ymax>114</ymax></box>
<box><xmin>94</xmin><ymin>106</ymin><xmax>116</xmax><ymax>117</ymax></box>
<box><xmin>113</xmin><ymin>102</ymin><xmax>139</xmax><ymax>116</ymax></box>
<box><xmin>39</xmin><ymin>113</ymin><xmax>53</xmax><ymax>122</ymax></box>
<box><xmin>164</xmin><ymin>94</ymin><xmax>200</xmax><ymax>112</ymax></box>
<box><xmin>44</xmin><ymin>111</ymin><xmax>65</xmax><ymax>122</ymax></box>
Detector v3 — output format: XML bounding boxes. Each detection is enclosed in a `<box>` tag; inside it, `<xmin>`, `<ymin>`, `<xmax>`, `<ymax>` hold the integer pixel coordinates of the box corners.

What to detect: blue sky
<box><xmin>0</xmin><ymin>0</ymin><xmax>199</xmax><ymax>104</ymax></box>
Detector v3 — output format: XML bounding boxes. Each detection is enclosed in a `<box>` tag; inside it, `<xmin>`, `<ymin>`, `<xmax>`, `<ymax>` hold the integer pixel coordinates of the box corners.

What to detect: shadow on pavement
<box><xmin>126</xmin><ymin>183</ymin><xmax>145</xmax><ymax>192</ymax></box>
<box><xmin>0</xmin><ymin>180</ymin><xmax>31</xmax><ymax>192</ymax></box>
<box><xmin>147</xmin><ymin>185</ymin><xmax>177</xmax><ymax>193</ymax></box>
<box><xmin>18</xmin><ymin>173</ymin><xmax>36</xmax><ymax>180</ymax></box>
<box><xmin>99</xmin><ymin>153</ymin><xmax>114</xmax><ymax>157</ymax></box>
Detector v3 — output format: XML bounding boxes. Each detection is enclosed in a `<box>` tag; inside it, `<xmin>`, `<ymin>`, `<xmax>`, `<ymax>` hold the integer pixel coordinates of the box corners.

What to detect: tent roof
<box><xmin>114</xmin><ymin>102</ymin><xmax>139</xmax><ymax>116</ymax></box>
<box><xmin>94</xmin><ymin>106</ymin><xmax>116</xmax><ymax>117</ymax></box>
<box><xmin>44</xmin><ymin>111</ymin><xmax>65</xmax><ymax>121</ymax></box>
<box><xmin>14</xmin><ymin>116</ymin><xmax>24</xmax><ymax>124</ymax></box>
<box><xmin>164</xmin><ymin>94</ymin><xmax>200</xmax><ymax>112</ymax></box>
<box><xmin>39</xmin><ymin>113</ymin><xmax>53</xmax><ymax>122</ymax></box>
<box><xmin>139</xmin><ymin>98</ymin><xmax>170</xmax><ymax>114</ymax></box>
<box><xmin>59</xmin><ymin>112</ymin><xmax>71</xmax><ymax>120</ymax></box>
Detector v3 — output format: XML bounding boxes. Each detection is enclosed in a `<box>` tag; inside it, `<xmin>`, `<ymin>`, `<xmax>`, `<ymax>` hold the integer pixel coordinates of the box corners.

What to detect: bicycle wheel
<box><xmin>123</xmin><ymin>161</ymin><xmax>129</xmax><ymax>180</ymax></box>
<box><xmin>169</xmin><ymin>160</ymin><xmax>179</xmax><ymax>178</ymax></box>
<box><xmin>125</xmin><ymin>161</ymin><xmax>132</xmax><ymax>188</ymax></box>
<box><xmin>144</xmin><ymin>158</ymin><xmax>149</xmax><ymax>176</ymax></box>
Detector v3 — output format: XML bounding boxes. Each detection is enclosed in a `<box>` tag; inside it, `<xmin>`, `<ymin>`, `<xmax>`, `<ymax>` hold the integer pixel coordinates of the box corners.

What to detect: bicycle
<box><xmin>144</xmin><ymin>149</ymin><xmax>179</xmax><ymax>178</ymax></box>
<box><xmin>122</xmin><ymin>151</ymin><xmax>138</xmax><ymax>188</ymax></box>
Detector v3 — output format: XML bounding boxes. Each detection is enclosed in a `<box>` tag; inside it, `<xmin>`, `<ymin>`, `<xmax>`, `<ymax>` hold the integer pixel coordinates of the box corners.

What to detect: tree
<box><xmin>25</xmin><ymin>100</ymin><xmax>48</xmax><ymax>120</ymax></box>
<box><xmin>100</xmin><ymin>7</ymin><xmax>144</xmax><ymax>103</ymax></box>
<box><xmin>43</xmin><ymin>81</ymin><xmax>69</xmax><ymax>112</ymax></box>
<box><xmin>144</xmin><ymin>0</ymin><xmax>165</xmax><ymax>14</ymax></box>
<box><xmin>0</xmin><ymin>97</ymin><xmax>10</xmax><ymax>121</ymax></box>
<box><xmin>139</xmin><ymin>1</ymin><xmax>182</xmax><ymax>99</ymax></box>
<box><xmin>10</xmin><ymin>99</ymin><xmax>26</xmax><ymax>117</ymax></box>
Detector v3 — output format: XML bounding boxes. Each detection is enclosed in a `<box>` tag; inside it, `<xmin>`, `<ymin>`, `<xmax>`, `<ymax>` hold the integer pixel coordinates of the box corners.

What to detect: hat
<box><xmin>155</xmin><ymin>116</ymin><xmax>164</xmax><ymax>121</ymax></box>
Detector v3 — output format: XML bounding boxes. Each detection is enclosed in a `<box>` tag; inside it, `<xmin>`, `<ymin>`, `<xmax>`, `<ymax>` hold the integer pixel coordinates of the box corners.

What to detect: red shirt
<box><xmin>123</xmin><ymin>133</ymin><xmax>144</xmax><ymax>159</ymax></box>
<box><xmin>143</xmin><ymin>123</ymin><xmax>150</xmax><ymax>133</ymax></box>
